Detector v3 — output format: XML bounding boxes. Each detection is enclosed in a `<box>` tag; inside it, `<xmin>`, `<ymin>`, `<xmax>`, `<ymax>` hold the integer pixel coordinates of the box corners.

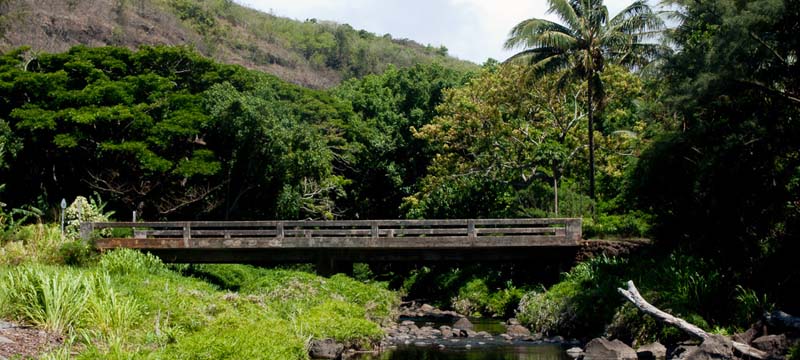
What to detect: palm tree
<box><xmin>504</xmin><ymin>0</ymin><xmax>665</xmax><ymax>201</ymax></box>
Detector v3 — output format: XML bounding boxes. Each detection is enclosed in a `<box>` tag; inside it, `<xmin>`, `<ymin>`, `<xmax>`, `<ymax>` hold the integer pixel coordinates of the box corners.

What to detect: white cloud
<box><xmin>235</xmin><ymin>0</ymin><xmax>643</xmax><ymax>64</ymax></box>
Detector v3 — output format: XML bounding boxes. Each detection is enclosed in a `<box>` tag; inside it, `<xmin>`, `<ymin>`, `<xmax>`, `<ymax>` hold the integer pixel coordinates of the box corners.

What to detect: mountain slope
<box><xmin>0</xmin><ymin>0</ymin><xmax>476</xmax><ymax>88</ymax></box>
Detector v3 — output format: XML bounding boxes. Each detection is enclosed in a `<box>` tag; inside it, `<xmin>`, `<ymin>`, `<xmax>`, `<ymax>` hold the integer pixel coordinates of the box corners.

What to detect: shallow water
<box><xmin>355</xmin><ymin>317</ymin><xmax>570</xmax><ymax>360</ymax></box>
<box><xmin>357</xmin><ymin>343</ymin><xmax>568</xmax><ymax>360</ymax></box>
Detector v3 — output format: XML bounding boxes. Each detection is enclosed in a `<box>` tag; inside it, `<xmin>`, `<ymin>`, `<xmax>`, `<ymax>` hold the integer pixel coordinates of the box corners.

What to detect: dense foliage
<box><xmin>0</xmin><ymin>45</ymin><xmax>355</xmax><ymax>220</ymax></box>
<box><xmin>0</xmin><ymin>0</ymin><xmax>476</xmax><ymax>88</ymax></box>
<box><xmin>632</xmin><ymin>0</ymin><xmax>800</xmax><ymax>309</ymax></box>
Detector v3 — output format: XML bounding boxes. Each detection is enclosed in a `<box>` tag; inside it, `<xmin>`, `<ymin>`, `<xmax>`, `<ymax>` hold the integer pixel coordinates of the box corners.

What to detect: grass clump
<box><xmin>0</xmin><ymin>224</ymin><xmax>67</xmax><ymax>265</ymax></box>
<box><xmin>1</xmin><ymin>246</ymin><xmax>400</xmax><ymax>359</ymax></box>
<box><xmin>98</xmin><ymin>248</ymin><xmax>167</xmax><ymax>275</ymax></box>
<box><xmin>0</xmin><ymin>265</ymin><xmax>91</xmax><ymax>333</ymax></box>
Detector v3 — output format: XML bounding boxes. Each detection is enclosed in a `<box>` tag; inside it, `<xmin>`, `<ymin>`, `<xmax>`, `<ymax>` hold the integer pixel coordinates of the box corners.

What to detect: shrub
<box><xmin>59</xmin><ymin>240</ymin><xmax>95</xmax><ymax>266</ymax></box>
<box><xmin>583</xmin><ymin>211</ymin><xmax>652</xmax><ymax>239</ymax></box>
<box><xmin>487</xmin><ymin>284</ymin><xmax>526</xmax><ymax>318</ymax></box>
<box><xmin>451</xmin><ymin>278</ymin><xmax>490</xmax><ymax>316</ymax></box>
<box><xmin>64</xmin><ymin>195</ymin><xmax>114</xmax><ymax>240</ymax></box>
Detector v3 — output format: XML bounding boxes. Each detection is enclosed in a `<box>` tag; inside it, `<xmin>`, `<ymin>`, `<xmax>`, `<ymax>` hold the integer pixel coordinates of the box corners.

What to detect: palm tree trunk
<box><xmin>587</xmin><ymin>71</ymin><xmax>596</xmax><ymax>201</ymax></box>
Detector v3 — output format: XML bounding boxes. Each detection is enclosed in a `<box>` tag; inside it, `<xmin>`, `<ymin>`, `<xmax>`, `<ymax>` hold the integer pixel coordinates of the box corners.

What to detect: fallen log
<box><xmin>617</xmin><ymin>280</ymin><xmax>768</xmax><ymax>360</ymax></box>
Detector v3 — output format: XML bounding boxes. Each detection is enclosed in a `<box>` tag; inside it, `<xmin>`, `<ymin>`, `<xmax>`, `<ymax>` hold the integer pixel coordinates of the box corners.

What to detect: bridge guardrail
<box><xmin>81</xmin><ymin>218</ymin><xmax>582</xmax><ymax>249</ymax></box>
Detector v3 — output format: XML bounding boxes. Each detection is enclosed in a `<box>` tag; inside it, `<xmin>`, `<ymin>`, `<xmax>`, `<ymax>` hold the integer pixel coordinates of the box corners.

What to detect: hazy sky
<box><xmin>234</xmin><ymin>0</ymin><xmax>635</xmax><ymax>64</ymax></box>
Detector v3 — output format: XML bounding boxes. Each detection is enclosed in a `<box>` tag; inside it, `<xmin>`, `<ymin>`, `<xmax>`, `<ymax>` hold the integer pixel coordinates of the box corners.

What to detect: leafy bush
<box><xmin>515</xmin><ymin>252</ymin><xmax>734</xmax><ymax>341</ymax></box>
<box><xmin>59</xmin><ymin>240</ymin><xmax>95</xmax><ymax>266</ymax></box>
<box><xmin>487</xmin><ymin>284</ymin><xmax>526</xmax><ymax>318</ymax></box>
<box><xmin>451</xmin><ymin>278</ymin><xmax>490</xmax><ymax>316</ymax></box>
<box><xmin>64</xmin><ymin>195</ymin><xmax>114</xmax><ymax>240</ymax></box>
<box><xmin>583</xmin><ymin>211</ymin><xmax>652</xmax><ymax>239</ymax></box>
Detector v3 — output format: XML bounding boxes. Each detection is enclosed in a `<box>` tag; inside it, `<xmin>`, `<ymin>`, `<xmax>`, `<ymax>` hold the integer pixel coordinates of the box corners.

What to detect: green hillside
<box><xmin>0</xmin><ymin>0</ymin><xmax>476</xmax><ymax>88</ymax></box>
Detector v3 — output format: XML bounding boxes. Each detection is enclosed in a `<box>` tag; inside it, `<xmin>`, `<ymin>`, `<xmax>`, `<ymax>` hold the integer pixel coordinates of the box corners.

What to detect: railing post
<box><xmin>277</xmin><ymin>221</ymin><xmax>284</xmax><ymax>239</ymax></box>
<box><xmin>565</xmin><ymin>218</ymin><xmax>582</xmax><ymax>244</ymax></box>
<box><xmin>371</xmin><ymin>221</ymin><xmax>379</xmax><ymax>239</ymax></box>
<box><xmin>80</xmin><ymin>222</ymin><xmax>94</xmax><ymax>242</ymax></box>
<box><xmin>467</xmin><ymin>219</ymin><xmax>476</xmax><ymax>240</ymax></box>
<box><xmin>183</xmin><ymin>222</ymin><xmax>191</xmax><ymax>248</ymax></box>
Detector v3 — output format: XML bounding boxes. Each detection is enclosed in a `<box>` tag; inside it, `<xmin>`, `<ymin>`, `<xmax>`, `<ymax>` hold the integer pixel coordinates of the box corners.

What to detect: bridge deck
<box><xmin>82</xmin><ymin>218</ymin><xmax>581</xmax><ymax>264</ymax></box>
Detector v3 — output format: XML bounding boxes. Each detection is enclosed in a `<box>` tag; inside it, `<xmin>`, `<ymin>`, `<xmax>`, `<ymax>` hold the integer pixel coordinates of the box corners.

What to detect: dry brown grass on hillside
<box><xmin>0</xmin><ymin>0</ymin><xmax>341</xmax><ymax>87</ymax></box>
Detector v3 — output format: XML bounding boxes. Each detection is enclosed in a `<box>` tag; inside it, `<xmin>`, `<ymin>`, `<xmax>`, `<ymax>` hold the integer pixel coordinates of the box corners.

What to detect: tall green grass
<box><xmin>1</xmin><ymin>265</ymin><xmax>91</xmax><ymax>333</ymax></box>
<box><xmin>1</xmin><ymin>244</ymin><xmax>399</xmax><ymax>359</ymax></box>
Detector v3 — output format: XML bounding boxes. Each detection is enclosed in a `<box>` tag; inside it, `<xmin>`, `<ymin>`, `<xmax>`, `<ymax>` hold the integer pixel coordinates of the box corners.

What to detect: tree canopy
<box><xmin>504</xmin><ymin>0</ymin><xmax>665</xmax><ymax>200</ymax></box>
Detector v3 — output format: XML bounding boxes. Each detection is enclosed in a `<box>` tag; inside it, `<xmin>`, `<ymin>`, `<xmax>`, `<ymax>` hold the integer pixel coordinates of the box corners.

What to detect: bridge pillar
<box><xmin>316</xmin><ymin>256</ymin><xmax>353</xmax><ymax>277</ymax></box>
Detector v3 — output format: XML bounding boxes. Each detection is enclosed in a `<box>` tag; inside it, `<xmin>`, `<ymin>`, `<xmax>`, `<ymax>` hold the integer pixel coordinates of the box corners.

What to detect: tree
<box><xmin>504</xmin><ymin>0</ymin><xmax>665</xmax><ymax>200</ymax></box>
<box><xmin>409</xmin><ymin>64</ymin><xmax>646</xmax><ymax>219</ymax></box>
<box><xmin>632</xmin><ymin>0</ymin><xmax>800</xmax><ymax>309</ymax></box>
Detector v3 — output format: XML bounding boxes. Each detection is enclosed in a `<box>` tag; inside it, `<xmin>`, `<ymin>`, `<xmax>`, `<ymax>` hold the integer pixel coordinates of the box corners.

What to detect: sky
<box><xmin>234</xmin><ymin>0</ymin><xmax>634</xmax><ymax>64</ymax></box>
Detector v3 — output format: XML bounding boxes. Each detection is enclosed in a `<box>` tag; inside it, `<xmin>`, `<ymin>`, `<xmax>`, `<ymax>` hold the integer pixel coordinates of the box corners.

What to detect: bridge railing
<box><xmin>81</xmin><ymin>218</ymin><xmax>581</xmax><ymax>249</ymax></box>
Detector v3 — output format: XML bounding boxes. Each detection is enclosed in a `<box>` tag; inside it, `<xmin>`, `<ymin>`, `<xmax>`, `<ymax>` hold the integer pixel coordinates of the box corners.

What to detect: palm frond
<box><xmin>609</xmin><ymin>42</ymin><xmax>672</xmax><ymax>69</ymax></box>
<box><xmin>547</xmin><ymin>0</ymin><xmax>583</xmax><ymax>33</ymax></box>
<box><xmin>504</xmin><ymin>18</ymin><xmax>575</xmax><ymax>50</ymax></box>
<box><xmin>609</xmin><ymin>1</ymin><xmax>665</xmax><ymax>35</ymax></box>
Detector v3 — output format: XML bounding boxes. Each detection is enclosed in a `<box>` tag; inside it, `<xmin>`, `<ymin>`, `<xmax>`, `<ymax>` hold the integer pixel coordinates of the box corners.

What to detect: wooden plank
<box><xmin>191</xmin><ymin>229</ymin><xmax>279</xmax><ymax>237</ymax></box>
<box><xmin>472</xmin><ymin>218</ymin><xmax>572</xmax><ymax>225</ymax></box>
<box><xmin>97</xmin><ymin>235</ymin><xmax>574</xmax><ymax>249</ymax></box>
<box><xmin>388</xmin><ymin>228</ymin><xmax>468</xmax><ymax>236</ymax></box>
<box><xmin>283</xmin><ymin>229</ymin><xmax>372</xmax><ymax>236</ymax></box>
<box><xmin>475</xmin><ymin>227</ymin><xmax>560</xmax><ymax>235</ymax></box>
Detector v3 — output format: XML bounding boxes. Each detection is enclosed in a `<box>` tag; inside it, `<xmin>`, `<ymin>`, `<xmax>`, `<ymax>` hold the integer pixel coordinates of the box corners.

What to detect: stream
<box><xmin>355</xmin><ymin>317</ymin><xmax>570</xmax><ymax>360</ymax></box>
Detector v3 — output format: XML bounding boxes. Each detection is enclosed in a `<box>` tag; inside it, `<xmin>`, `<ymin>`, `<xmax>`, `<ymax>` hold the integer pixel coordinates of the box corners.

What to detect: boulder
<box><xmin>506</xmin><ymin>324</ymin><xmax>532</xmax><ymax>337</ymax></box>
<box><xmin>0</xmin><ymin>335</ymin><xmax>14</xmax><ymax>344</ymax></box>
<box><xmin>500</xmin><ymin>333</ymin><xmax>513</xmax><ymax>341</ymax></box>
<box><xmin>668</xmin><ymin>344</ymin><xmax>698</xmax><ymax>360</ymax></box>
<box><xmin>636</xmin><ymin>342</ymin><xmax>667</xmax><ymax>360</ymax></box>
<box><xmin>453</xmin><ymin>317</ymin><xmax>474</xmax><ymax>330</ymax></box>
<box><xmin>547</xmin><ymin>335</ymin><xmax>565</xmax><ymax>343</ymax></box>
<box><xmin>751</xmin><ymin>334</ymin><xmax>788</xmax><ymax>356</ymax></box>
<box><xmin>420</xmin><ymin>304</ymin><xmax>435</xmax><ymax>312</ymax></box>
<box><xmin>684</xmin><ymin>335</ymin><xmax>733</xmax><ymax>360</ymax></box>
<box><xmin>507</xmin><ymin>318</ymin><xmax>521</xmax><ymax>326</ymax></box>
<box><xmin>439</xmin><ymin>325</ymin><xmax>453</xmax><ymax>338</ymax></box>
<box><xmin>308</xmin><ymin>339</ymin><xmax>344</xmax><ymax>359</ymax></box>
<box><xmin>566</xmin><ymin>346</ymin><xmax>584</xmax><ymax>359</ymax></box>
<box><xmin>583</xmin><ymin>338</ymin><xmax>637</xmax><ymax>360</ymax></box>
<box><xmin>731</xmin><ymin>327</ymin><xmax>759</xmax><ymax>345</ymax></box>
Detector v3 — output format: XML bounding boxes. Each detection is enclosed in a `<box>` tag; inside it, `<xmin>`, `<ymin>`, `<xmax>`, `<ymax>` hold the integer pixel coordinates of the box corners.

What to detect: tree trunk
<box><xmin>587</xmin><ymin>72</ymin><xmax>596</xmax><ymax>201</ymax></box>
<box><xmin>554</xmin><ymin>176</ymin><xmax>559</xmax><ymax>216</ymax></box>
<box><xmin>618</xmin><ymin>280</ymin><xmax>768</xmax><ymax>360</ymax></box>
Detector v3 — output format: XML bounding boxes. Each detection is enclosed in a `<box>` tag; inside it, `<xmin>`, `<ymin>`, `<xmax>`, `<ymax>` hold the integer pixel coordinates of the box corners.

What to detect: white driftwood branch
<box><xmin>618</xmin><ymin>280</ymin><xmax>767</xmax><ymax>360</ymax></box>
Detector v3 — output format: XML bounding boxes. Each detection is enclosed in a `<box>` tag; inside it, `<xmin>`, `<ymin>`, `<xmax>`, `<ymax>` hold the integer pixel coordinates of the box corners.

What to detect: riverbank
<box><xmin>0</xmin><ymin>225</ymin><xmax>399</xmax><ymax>359</ymax></box>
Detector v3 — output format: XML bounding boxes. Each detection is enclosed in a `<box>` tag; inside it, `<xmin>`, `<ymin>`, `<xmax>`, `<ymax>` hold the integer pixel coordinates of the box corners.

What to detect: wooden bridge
<box><xmin>81</xmin><ymin>218</ymin><xmax>581</xmax><ymax>274</ymax></box>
